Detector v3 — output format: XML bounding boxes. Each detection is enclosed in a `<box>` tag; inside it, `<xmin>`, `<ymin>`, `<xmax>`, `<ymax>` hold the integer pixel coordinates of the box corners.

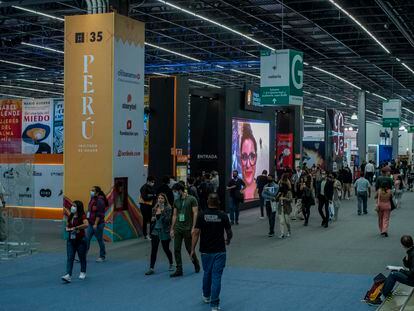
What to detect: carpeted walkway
<box><xmin>0</xmin><ymin>253</ymin><xmax>372</xmax><ymax>311</ymax></box>
<box><xmin>2</xmin><ymin>191</ymin><xmax>414</xmax><ymax>310</ymax></box>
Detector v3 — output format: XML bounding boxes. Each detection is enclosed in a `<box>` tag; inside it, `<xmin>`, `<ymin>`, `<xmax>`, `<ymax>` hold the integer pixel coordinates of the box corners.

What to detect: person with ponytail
<box><xmin>61</xmin><ymin>200</ymin><xmax>88</xmax><ymax>283</ymax></box>
<box><xmin>86</xmin><ymin>186</ymin><xmax>107</xmax><ymax>262</ymax></box>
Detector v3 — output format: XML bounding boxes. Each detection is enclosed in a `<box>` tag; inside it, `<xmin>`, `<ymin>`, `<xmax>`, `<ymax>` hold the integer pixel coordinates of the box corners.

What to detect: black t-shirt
<box><xmin>227</xmin><ymin>178</ymin><xmax>245</xmax><ymax>199</ymax></box>
<box><xmin>195</xmin><ymin>208</ymin><xmax>231</xmax><ymax>253</ymax></box>
<box><xmin>256</xmin><ymin>175</ymin><xmax>268</xmax><ymax>195</ymax></box>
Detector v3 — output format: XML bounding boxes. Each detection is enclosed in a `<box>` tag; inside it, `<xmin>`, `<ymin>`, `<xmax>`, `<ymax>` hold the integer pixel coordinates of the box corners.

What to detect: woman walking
<box><xmin>277</xmin><ymin>174</ymin><xmax>293</xmax><ymax>238</ymax></box>
<box><xmin>62</xmin><ymin>200</ymin><xmax>89</xmax><ymax>283</ymax></box>
<box><xmin>145</xmin><ymin>193</ymin><xmax>174</xmax><ymax>275</ymax></box>
<box><xmin>301</xmin><ymin>178</ymin><xmax>315</xmax><ymax>226</ymax></box>
<box><xmin>332</xmin><ymin>173</ymin><xmax>343</xmax><ymax>221</ymax></box>
<box><xmin>394</xmin><ymin>174</ymin><xmax>404</xmax><ymax>208</ymax></box>
<box><xmin>86</xmin><ymin>186</ymin><xmax>107</xmax><ymax>262</ymax></box>
<box><xmin>375</xmin><ymin>185</ymin><xmax>392</xmax><ymax>237</ymax></box>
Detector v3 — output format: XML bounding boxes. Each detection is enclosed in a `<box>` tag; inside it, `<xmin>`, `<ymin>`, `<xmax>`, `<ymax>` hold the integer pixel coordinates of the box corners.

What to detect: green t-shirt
<box><xmin>173</xmin><ymin>195</ymin><xmax>198</xmax><ymax>231</ymax></box>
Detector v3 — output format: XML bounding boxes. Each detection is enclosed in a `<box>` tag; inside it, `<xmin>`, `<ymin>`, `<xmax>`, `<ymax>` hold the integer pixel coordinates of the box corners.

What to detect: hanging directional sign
<box><xmin>260</xmin><ymin>49</ymin><xmax>303</xmax><ymax>106</ymax></box>
<box><xmin>382</xmin><ymin>99</ymin><xmax>401</xmax><ymax>128</ymax></box>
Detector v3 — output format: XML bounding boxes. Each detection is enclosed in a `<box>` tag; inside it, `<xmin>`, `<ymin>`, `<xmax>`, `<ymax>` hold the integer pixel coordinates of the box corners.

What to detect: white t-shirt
<box><xmin>365</xmin><ymin>163</ymin><xmax>375</xmax><ymax>173</ymax></box>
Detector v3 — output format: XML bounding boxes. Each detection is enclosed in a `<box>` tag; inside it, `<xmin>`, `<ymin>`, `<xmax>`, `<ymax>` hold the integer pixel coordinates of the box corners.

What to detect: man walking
<box><xmin>226</xmin><ymin>170</ymin><xmax>245</xmax><ymax>225</ymax></box>
<box><xmin>318</xmin><ymin>171</ymin><xmax>334</xmax><ymax>228</ymax></box>
<box><xmin>365</xmin><ymin>160</ymin><xmax>375</xmax><ymax>184</ymax></box>
<box><xmin>191</xmin><ymin>193</ymin><xmax>233</xmax><ymax>311</ymax></box>
<box><xmin>354</xmin><ymin>172</ymin><xmax>371</xmax><ymax>215</ymax></box>
<box><xmin>139</xmin><ymin>176</ymin><xmax>157</xmax><ymax>240</ymax></box>
<box><xmin>170</xmin><ymin>182</ymin><xmax>201</xmax><ymax>277</ymax></box>
<box><xmin>256</xmin><ymin>170</ymin><xmax>268</xmax><ymax>219</ymax></box>
<box><xmin>375</xmin><ymin>166</ymin><xmax>393</xmax><ymax>191</ymax></box>
<box><xmin>261</xmin><ymin>175</ymin><xmax>279</xmax><ymax>237</ymax></box>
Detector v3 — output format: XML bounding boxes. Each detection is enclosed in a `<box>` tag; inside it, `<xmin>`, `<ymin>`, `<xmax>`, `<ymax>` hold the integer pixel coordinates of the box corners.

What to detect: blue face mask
<box><xmin>173</xmin><ymin>191</ymin><xmax>180</xmax><ymax>201</ymax></box>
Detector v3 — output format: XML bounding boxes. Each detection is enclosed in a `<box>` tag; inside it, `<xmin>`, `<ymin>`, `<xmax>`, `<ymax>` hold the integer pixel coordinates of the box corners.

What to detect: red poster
<box><xmin>0</xmin><ymin>99</ymin><xmax>22</xmax><ymax>153</ymax></box>
<box><xmin>276</xmin><ymin>133</ymin><xmax>293</xmax><ymax>170</ymax></box>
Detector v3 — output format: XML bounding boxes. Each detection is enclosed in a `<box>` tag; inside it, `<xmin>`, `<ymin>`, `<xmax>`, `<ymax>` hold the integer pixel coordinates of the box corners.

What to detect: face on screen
<box><xmin>241</xmin><ymin>138</ymin><xmax>257</xmax><ymax>186</ymax></box>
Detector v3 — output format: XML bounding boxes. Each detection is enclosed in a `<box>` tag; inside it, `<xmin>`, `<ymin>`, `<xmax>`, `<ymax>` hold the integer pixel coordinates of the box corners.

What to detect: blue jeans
<box><xmin>86</xmin><ymin>223</ymin><xmax>106</xmax><ymax>258</ymax></box>
<box><xmin>66</xmin><ymin>238</ymin><xmax>87</xmax><ymax>275</ymax></box>
<box><xmin>201</xmin><ymin>252</ymin><xmax>226</xmax><ymax>308</ymax></box>
<box><xmin>229</xmin><ymin>198</ymin><xmax>239</xmax><ymax>223</ymax></box>
<box><xmin>357</xmin><ymin>192</ymin><xmax>368</xmax><ymax>214</ymax></box>
<box><xmin>382</xmin><ymin>271</ymin><xmax>414</xmax><ymax>297</ymax></box>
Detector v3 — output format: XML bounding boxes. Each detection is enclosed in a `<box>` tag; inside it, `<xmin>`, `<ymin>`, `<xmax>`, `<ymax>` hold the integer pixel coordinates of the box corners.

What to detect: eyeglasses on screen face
<box><xmin>241</xmin><ymin>152</ymin><xmax>257</xmax><ymax>166</ymax></box>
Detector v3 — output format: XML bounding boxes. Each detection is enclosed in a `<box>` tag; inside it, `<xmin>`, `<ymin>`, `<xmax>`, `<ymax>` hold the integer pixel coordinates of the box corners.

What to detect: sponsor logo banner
<box><xmin>22</xmin><ymin>98</ymin><xmax>53</xmax><ymax>154</ymax></box>
<box><xmin>0</xmin><ymin>99</ymin><xmax>22</xmax><ymax>153</ymax></box>
<box><xmin>53</xmin><ymin>99</ymin><xmax>64</xmax><ymax>153</ymax></box>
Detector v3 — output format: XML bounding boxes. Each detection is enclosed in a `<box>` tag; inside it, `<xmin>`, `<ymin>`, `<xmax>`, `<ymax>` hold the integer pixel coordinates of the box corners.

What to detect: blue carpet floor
<box><xmin>0</xmin><ymin>253</ymin><xmax>374</xmax><ymax>311</ymax></box>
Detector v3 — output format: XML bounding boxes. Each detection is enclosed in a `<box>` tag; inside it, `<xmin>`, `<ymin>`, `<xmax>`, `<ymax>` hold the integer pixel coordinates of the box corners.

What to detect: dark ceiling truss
<box><xmin>0</xmin><ymin>0</ymin><xmax>412</xmax><ymax>125</ymax></box>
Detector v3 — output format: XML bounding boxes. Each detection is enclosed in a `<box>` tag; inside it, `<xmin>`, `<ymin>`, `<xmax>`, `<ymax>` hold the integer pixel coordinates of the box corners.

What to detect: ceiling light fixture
<box><xmin>312</xmin><ymin>66</ymin><xmax>361</xmax><ymax>90</ymax></box>
<box><xmin>152</xmin><ymin>72</ymin><xmax>171</xmax><ymax>77</ymax></box>
<box><xmin>366</xmin><ymin>109</ymin><xmax>377</xmax><ymax>115</ymax></box>
<box><xmin>188</xmin><ymin>79</ymin><xmax>221</xmax><ymax>89</ymax></box>
<box><xmin>16</xmin><ymin>79</ymin><xmax>64</xmax><ymax>86</ymax></box>
<box><xmin>230</xmin><ymin>69</ymin><xmax>260</xmax><ymax>79</ymax></box>
<box><xmin>0</xmin><ymin>59</ymin><xmax>45</xmax><ymax>70</ymax></box>
<box><xmin>12</xmin><ymin>5</ymin><xmax>64</xmax><ymax>22</ymax></box>
<box><xmin>145</xmin><ymin>42</ymin><xmax>201</xmax><ymax>62</ymax></box>
<box><xmin>0</xmin><ymin>84</ymin><xmax>63</xmax><ymax>95</ymax></box>
<box><xmin>157</xmin><ymin>0</ymin><xmax>275</xmax><ymax>51</ymax></box>
<box><xmin>402</xmin><ymin>63</ymin><xmax>414</xmax><ymax>75</ymax></box>
<box><xmin>315</xmin><ymin>94</ymin><xmax>347</xmax><ymax>106</ymax></box>
<box><xmin>21</xmin><ymin>42</ymin><xmax>64</xmax><ymax>54</ymax></box>
<box><xmin>303</xmin><ymin>90</ymin><xmax>312</xmax><ymax>95</ymax></box>
<box><xmin>402</xmin><ymin>107</ymin><xmax>414</xmax><ymax>115</ymax></box>
<box><xmin>351</xmin><ymin>113</ymin><xmax>358</xmax><ymax>120</ymax></box>
<box><xmin>372</xmin><ymin>93</ymin><xmax>387</xmax><ymax>101</ymax></box>
<box><xmin>315</xmin><ymin>118</ymin><xmax>323</xmax><ymax>124</ymax></box>
<box><xmin>328</xmin><ymin>0</ymin><xmax>390</xmax><ymax>54</ymax></box>
<box><xmin>399</xmin><ymin>125</ymin><xmax>406</xmax><ymax>131</ymax></box>
<box><xmin>0</xmin><ymin>92</ymin><xmax>26</xmax><ymax>98</ymax></box>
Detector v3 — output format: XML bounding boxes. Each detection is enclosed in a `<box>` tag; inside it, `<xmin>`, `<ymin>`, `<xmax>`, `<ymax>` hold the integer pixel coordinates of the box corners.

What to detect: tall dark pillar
<box><xmin>148</xmin><ymin>76</ymin><xmax>189</xmax><ymax>179</ymax></box>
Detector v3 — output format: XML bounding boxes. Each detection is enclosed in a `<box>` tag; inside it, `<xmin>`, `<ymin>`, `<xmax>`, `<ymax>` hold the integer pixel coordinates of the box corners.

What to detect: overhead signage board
<box><xmin>382</xmin><ymin>99</ymin><xmax>401</xmax><ymax>128</ymax></box>
<box><xmin>260</xmin><ymin>49</ymin><xmax>303</xmax><ymax>106</ymax></box>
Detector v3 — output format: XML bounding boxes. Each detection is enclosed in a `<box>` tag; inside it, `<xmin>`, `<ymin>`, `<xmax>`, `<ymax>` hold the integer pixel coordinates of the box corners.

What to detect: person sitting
<box><xmin>382</xmin><ymin>235</ymin><xmax>414</xmax><ymax>300</ymax></box>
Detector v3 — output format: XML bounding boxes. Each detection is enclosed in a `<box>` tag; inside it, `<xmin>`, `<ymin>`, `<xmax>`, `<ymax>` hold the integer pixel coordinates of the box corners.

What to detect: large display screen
<box><xmin>231</xmin><ymin>118</ymin><xmax>269</xmax><ymax>201</ymax></box>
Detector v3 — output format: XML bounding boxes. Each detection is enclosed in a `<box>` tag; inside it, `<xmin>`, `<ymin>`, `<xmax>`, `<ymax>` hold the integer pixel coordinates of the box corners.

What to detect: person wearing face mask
<box><xmin>145</xmin><ymin>193</ymin><xmax>174</xmax><ymax>275</ymax></box>
<box><xmin>261</xmin><ymin>175</ymin><xmax>279</xmax><ymax>237</ymax></box>
<box><xmin>226</xmin><ymin>170</ymin><xmax>246</xmax><ymax>225</ymax></box>
<box><xmin>139</xmin><ymin>176</ymin><xmax>157</xmax><ymax>240</ymax></box>
<box><xmin>86</xmin><ymin>186</ymin><xmax>108</xmax><ymax>262</ymax></box>
<box><xmin>62</xmin><ymin>200</ymin><xmax>89</xmax><ymax>283</ymax></box>
<box><xmin>170</xmin><ymin>182</ymin><xmax>200</xmax><ymax>277</ymax></box>
<box><xmin>317</xmin><ymin>171</ymin><xmax>334</xmax><ymax>228</ymax></box>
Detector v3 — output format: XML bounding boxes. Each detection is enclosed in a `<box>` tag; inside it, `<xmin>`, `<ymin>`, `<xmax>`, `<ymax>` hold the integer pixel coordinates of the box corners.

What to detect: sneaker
<box><xmin>170</xmin><ymin>270</ymin><xmax>183</xmax><ymax>278</ymax></box>
<box><xmin>268</xmin><ymin>233</ymin><xmax>274</xmax><ymax>237</ymax></box>
<box><xmin>286</xmin><ymin>232</ymin><xmax>291</xmax><ymax>238</ymax></box>
<box><xmin>79</xmin><ymin>272</ymin><xmax>86</xmax><ymax>280</ymax></box>
<box><xmin>202</xmin><ymin>295</ymin><xmax>211</xmax><ymax>304</ymax></box>
<box><xmin>259</xmin><ymin>216</ymin><xmax>265</xmax><ymax>220</ymax></box>
<box><xmin>278</xmin><ymin>234</ymin><xmax>285</xmax><ymax>239</ymax></box>
<box><xmin>61</xmin><ymin>274</ymin><xmax>71</xmax><ymax>283</ymax></box>
<box><xmin>168</xmin><ymin>264</ymin><xmax>175</xmax><ymax>271</ymax></box>
<box><xmin>96</xmin><ymin>257</ymin><xmax>105</xmax><ymax>263</ymax></box>
<box><xmin>144</xmin><ymin>236</ymin><xmax>152</xmax><ymax>241</ymax></box>
<box><xmin>145</xmin><ymin>269</ymin><xmax>154</xmax><ymax>276</ymax></box>
<box><xmin>211</xmin><ymin>307</ymin><xmax>221</xmax><ymax>311</ymax></box>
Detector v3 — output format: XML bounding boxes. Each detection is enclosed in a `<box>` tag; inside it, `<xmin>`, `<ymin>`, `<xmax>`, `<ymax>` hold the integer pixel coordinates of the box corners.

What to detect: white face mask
<box><xmin>70</xmin><ymin>206</ymin><xmax>77</xmax><ymax>214</ymax></box>
<box><xmin>90</xmin><ymin>191</ymin><xmax>95</xmax><ymax>197</ymax></box>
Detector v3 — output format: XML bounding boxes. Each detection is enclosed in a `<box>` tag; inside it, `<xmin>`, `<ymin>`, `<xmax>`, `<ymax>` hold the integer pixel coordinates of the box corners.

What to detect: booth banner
<box><xmin>53</xmin><ymin>99</ymin><xmax>64</xmax><ymax>154</ymax></box>
<box><xmin>21</xmin><ymin>98</ymin><xmax>53</xmax><ymax>154</ymax></box>
<box><xmin>276</xmin><ymin>133</ymin><xmax>293</xmax><ymax>170</ymax></box>
<box><xmin>112</xmin><ymin>14</ymin><xmax>145</xmax><ymax>201</ymax></box>
<box><xmin>144</xmin><ymin>95</ymin><xmax>149</xmax><ymax>165</ymax></box>
<box><xmin>303</xmin><ymin>141</ymin><xmax>325</xmax><ymax>169</ymax></box>
<box><xmin>231</xmin><ymin>118</ymin><xmax>269</xmax><ymax>201</ymax></box>
<box><xmin>0</xmin><ymin>99</ymin><xmax>22</xmax><ymax>153</ymax></box>
<box><xmin>33</xmin><ymin>164</ymin><xmax>63</xmax><ymax>207</ymax></box>
<box><xmin>260</xmin><ymin>49</ymin><xmax>303</xmax><ymax>106</ymax></box>
<box><xmin>0</xmin><ymin>163</ymin><xmax>34</xmax><ymax>206</ymax></box>
<box><xmin>64</xmin><ymin>13</ymin><xmax>114</xmax><ymax>208</ymax></box>
<box><xmin>327</xmin><ymin>109</ymin><xmax>345</xmax><ymax>161</ymax></box>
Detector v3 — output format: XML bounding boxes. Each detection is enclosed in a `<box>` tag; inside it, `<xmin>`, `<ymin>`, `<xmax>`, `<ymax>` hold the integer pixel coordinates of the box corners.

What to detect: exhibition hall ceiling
<box><xmin>0</xmin><ymin>0</ymin><xmax>413</xmax><ymax>126</ymax></box>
